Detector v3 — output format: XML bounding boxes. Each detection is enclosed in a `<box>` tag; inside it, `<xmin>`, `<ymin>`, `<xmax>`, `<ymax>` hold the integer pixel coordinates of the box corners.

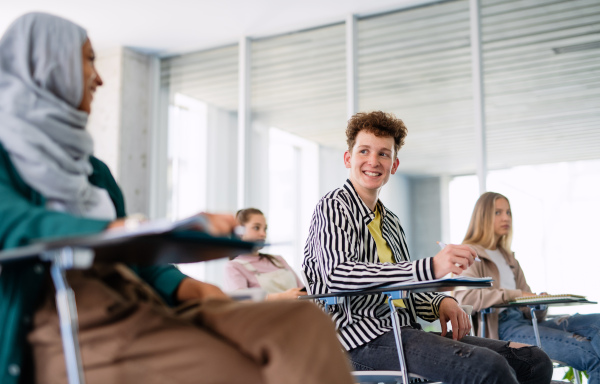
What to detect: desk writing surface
<box><xmin>302</xmin><ymin>277</ymin><xmax>492</xmax><ymax>300</ymax></box>
<box><xmin>0</xmin><ymin>230</ymin><xmax>257</xmax><ymax>265</ymax></box>
<box><xmin>380</xmin><ymin>276</ymin><xmax>492</xmax><ymax>293</ymax></box>
<box><xmin>493</xmin><ymin>299</ymin><xmax>597</xmax><ymax>308</ymax></box>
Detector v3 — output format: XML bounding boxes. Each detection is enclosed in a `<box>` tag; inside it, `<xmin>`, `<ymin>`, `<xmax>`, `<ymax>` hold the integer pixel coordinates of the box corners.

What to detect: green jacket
<box><xmin>0</xmin><ymin>143</ymin><xmax>187</xmax><ymax>384</ymax></box>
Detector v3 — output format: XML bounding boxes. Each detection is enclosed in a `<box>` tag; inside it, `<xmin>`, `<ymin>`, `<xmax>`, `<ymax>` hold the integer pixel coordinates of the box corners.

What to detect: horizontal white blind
<box><xmin>251</xmin><ymin>24</ymin><xmax>347</xmax><ymax>141</ymax></box>
<box><xmin>161</xmin><ymin>45</ymin><xmax>238</xmax><ymax>111</ymax></box>
<box><xmin>358</xmin><ymin>0</ymin><xmax>476</xmax><ymax>176</ymax></box>
<box><xmin>159</xmin><ymin>0</ymin><xmax>600</xmax><ymax>176</ymax></box>
<box><xmin>482</xmin><ymin>0</ymin><xmax>600</xmax><ymax>170</ymax></box>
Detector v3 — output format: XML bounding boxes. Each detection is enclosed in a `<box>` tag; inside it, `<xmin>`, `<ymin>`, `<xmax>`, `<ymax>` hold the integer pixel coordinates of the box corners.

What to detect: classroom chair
<box><xmin>301</xmin><ymin>271</ymin><xmax>459</xmax><ymax>384</ymax></box>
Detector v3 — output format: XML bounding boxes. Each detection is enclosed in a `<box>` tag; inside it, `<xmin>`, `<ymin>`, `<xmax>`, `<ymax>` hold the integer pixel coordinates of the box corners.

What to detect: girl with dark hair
<box><xmin>224</xmin><ymin>208</ymin><xmax>306</xmax><ymax>300</ymax></box>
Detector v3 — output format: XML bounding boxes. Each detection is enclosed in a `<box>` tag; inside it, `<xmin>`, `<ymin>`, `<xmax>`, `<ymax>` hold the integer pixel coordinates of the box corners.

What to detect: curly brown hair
<box><xmin>346</xmin><ymin>111</ymin><xmax>408</xmax><ymax>158</ymax></box>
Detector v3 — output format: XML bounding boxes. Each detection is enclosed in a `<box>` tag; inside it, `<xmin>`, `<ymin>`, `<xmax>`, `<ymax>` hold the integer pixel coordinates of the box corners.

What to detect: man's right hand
<box><xmin>432</xmin><ymin>244</ymin><xmax>477</xmax><ymax>278</ymax></box>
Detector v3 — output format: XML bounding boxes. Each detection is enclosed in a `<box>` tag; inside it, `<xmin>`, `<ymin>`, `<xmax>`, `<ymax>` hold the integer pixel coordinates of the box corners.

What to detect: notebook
<box><xmin>510</xmin><ymin>294</ymin><xmax>586</xmax><ymax>304</ymax></box>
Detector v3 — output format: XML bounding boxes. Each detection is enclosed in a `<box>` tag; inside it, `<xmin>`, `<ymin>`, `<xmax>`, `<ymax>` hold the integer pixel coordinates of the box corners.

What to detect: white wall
<box><xmin>87</xmin><ymin>48</ymin><xmax>122</xmax><ymax>175</ymax></box>
<box><xmin>118</xmin><ymin>49</ymin><xmax>155</xmax><ymax>215</ymax></box>
<box><xmin>379</xmin><ymin>173</ymin><xmax>412</xmax><ymax>243</ymax></box>
<box><xmin>408</xmin><ymin>177</ymin><xmax>442</xmax><ymax>261</ymax></box>
<box><xmin>247</xmin><ymin>121</ymin><xmax>270</xmax><ymax>211</ymax></box>
<box><xmin>206</xmin><ymin>107</ymin><xmax>238</xmax><ymax>212</ymax></box>
<box><xmin>318</xmin><ymin>145</ymin><xmax>347</xmax><ymax>197</ymax></box>
<box><xmin>87</xmin><ymin>47</ymin><xmax>156</xmax><ymax>216</ymax></box>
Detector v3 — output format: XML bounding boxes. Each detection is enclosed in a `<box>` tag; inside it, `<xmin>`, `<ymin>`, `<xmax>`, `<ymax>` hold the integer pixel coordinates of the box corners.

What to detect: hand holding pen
<box><xmin>438</xmin><ymin>242</ymin><xmax>481</xmax><ymax>262</ymax></box>
<box><xmin>432</xmin><ymin>241</ymin><xmax>479</xmax><ymax>279</ymax></box>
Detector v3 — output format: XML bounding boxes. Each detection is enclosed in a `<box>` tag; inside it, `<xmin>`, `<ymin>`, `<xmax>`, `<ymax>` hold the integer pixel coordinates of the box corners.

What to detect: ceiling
<box><xmin>0</xmin><ymin>0</ymin><xmax>431</xmax><ymax>55</ymax></box>
<box><xmin>162</xmin><ymin>0</ymin><xmax>600</xmax><ymax>176</ymax></box>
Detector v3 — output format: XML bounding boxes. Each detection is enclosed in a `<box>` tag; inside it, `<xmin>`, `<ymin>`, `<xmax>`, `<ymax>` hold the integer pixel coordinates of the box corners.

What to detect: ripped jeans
<box><xmin>499</xmin><ymin>308</ymin><xmax>600</xmax><ymax>384</ymax></box>
<box><xmin>348</xmin><ymin>326</ymin><xmax>552</xmax><ymax>384</ymax></box>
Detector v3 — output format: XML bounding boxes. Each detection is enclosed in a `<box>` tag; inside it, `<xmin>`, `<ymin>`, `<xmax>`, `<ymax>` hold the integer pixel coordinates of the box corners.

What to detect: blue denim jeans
<box><xmin>348</xmin><ymin>326</ymin><xmax>552</xmax><ymax>384</ymax></box>
<box><xmin>499</xmin><ymin>308</ymin><xmax>600</xmax><ymax>384</ymax></box>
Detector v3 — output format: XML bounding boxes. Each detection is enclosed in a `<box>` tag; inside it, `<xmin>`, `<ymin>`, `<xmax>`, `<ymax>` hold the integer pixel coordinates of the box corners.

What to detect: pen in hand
<box><xmin>437</xmin><ymin>241</ymin><xmax>481</xmax><ymax>262</ymax></box>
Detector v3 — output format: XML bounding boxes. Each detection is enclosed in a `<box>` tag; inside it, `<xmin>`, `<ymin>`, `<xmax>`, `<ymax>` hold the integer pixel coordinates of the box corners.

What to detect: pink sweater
<box><xmin>223</xmin><ymin>254</ymin><xmax>304</xmax><ymax>291</ymax></box>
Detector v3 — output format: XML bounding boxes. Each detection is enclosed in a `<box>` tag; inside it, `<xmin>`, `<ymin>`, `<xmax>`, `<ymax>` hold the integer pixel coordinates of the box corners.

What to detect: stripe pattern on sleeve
<box><xmin>302</xmin><ymin>179</ymin><xmax>447</xmax><ymax>350</ymax></box>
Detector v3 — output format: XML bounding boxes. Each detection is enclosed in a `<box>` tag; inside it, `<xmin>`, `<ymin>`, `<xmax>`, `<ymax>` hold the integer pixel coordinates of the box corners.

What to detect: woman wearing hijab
<box><xmin>0</xmin><ymin>13</ymin><xmax>354</xmax><ymax>384</ymax></box>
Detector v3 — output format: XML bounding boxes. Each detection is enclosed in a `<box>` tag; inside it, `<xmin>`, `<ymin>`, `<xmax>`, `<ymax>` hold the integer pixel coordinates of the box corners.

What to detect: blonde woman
<box><xmin>455</xmin><ymin>192</ymin><xmax>600</xmax><ymax>383</ymax></box>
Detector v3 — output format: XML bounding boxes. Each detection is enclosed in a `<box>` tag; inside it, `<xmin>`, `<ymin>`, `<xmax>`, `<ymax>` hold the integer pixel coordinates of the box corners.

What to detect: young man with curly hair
<box><xmin>302</xmin><ymin>111</ymin><xmax>553</xmax><ymax>384</ymax></box>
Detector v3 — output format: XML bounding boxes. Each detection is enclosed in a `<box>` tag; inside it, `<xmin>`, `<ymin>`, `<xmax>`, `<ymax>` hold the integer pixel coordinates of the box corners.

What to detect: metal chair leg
<box><xmin>479</xmin><ymin>307</ymin><xmax>494</xmax><ymax>337</ymax></box>
<box><xmin>529</xmin><ymin>305</ymin><xmax>548</xmax><ymax>348</ymax></box>
<box><xmin>574</xmin><ymin>368</ymin><xmax>582</xmax><ymax>384</ymax></box>
<box><xmin>43</xmin><ymin>247</ymin><xmax>94</xmax><ymax>384</ymax></box>
<box><xmin>387</xmin><ymin>294</ymin><xmax>410</xmax><ymax>384</ymax></box>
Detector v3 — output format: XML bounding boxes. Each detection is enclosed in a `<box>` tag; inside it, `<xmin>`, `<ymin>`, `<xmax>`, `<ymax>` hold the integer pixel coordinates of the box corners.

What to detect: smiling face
<box><xmin>78</xmin><ymin>39</ymin><xmax>103</xmax><ymax>114</ymax></box>
<box><xmin>493</xmin><ymin>197</ymin><xmax>512</xmax><ymax>241</ymax></box>
<box><xmin>344</xmin><ymin>130</ymin><xmax>399</xmax><ymax>208</ymax></box>
<box><xmin>240</xmin><ymin>213</ymin><xmax>268</xmax><ymax>242</ymax></box>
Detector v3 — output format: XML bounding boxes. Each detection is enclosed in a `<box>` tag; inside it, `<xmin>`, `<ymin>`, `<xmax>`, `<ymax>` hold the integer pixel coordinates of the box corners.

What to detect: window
<box><xmin>160</xmin><ymin>46</ymin><xmax>238</xmax><ymax>286</ymax></box>
<box><xmin>449</xmin><ymin>159</ymin><xmax>600</xmax><ymax>314</ymax></box>
<box><xmin>167</xmin><ymin>94</ymin><xmax>208</xmax><ymax>220</ymax></box>
<box><xmin>265</xmin><ymin>128</ymin><xmax>319</xmax><ymax>272</ymax></box>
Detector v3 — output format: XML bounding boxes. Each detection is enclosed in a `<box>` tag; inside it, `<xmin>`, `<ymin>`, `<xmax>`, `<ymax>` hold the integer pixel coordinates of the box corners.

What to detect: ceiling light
<box><xmin>552</xmin><ymin>41</ymin><xmax>600</xmax><ymax>54</ymax></box>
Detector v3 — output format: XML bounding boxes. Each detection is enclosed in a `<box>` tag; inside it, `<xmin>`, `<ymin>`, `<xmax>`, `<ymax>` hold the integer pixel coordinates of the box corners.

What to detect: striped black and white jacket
<box><xmin>302</xmin><ymin>179</ymin><xmax>448</xmax><ymax>351</ymax></box>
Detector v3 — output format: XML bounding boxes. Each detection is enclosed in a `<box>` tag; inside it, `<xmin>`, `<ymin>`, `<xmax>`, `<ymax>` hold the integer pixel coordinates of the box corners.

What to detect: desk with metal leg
<box><xmin>480</xmin><ymin>299</ymin><xmax>597</xmax><ymax>384</ymax></box>
<box><xmin>482</xmin><ymin>299</ymin><xmax>598</xmax><ymax>346</ymax></box>
<box><xmin>0</xmin><ymin>230</ymin><xmax>256</xmax><ymax>384</ymax></box>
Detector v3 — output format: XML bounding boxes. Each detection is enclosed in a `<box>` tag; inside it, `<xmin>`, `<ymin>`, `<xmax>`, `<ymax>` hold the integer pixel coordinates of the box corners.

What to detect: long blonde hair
<box><xmin>463</xmin><ymin>192</ymin><xmax>513</xmax><ymax>252</ymax></box>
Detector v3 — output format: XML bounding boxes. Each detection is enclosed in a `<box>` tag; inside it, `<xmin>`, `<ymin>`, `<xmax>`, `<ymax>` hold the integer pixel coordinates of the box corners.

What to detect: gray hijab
<box><xmin>0</xmin><ymin>12</ymin><xmax>115</xmax><ymax>219</ymax></box>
